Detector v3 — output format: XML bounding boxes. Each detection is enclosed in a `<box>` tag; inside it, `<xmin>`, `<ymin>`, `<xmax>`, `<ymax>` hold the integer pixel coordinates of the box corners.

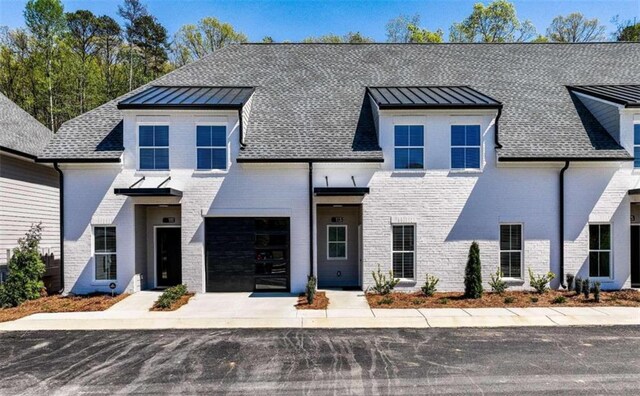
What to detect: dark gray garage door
<box><xmin>205</xmin><ymin>217</ymin><xmax>290</xmax><ymax>292</ymax></box>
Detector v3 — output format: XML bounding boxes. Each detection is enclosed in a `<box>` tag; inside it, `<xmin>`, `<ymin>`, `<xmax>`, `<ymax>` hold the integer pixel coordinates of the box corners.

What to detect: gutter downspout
<box><xmin>238</xmin><ymin>106</ymin><xmax>247</xmax><ymax>149</ymax></box>
<box><xmin>494</xmin><ymin>106</ymin><xmax>504</xmax><ymax>149</ymax></box>
<box><xmin>308</xmin><ymin>162</ymin><xmax>314</xmax><ymax>279</ymax></box>
<box><xmin>53</xmin><ymin>162</ymin><xmax>64</xmax><ymax>293</ymax></box>
<box><xmin>559</xmin><ymin>161</ymin><xmax>570</xmax><ymax>289</ymax></box>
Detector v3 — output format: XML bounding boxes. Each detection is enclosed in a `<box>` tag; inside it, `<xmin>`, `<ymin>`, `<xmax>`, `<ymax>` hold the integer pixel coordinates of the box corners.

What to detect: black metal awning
<box><xmin>314</xmin><ymin>187</ymin><xmax>370</xmax><ymax>196</ymax></box>
<box><xmin>569</xmin><ymin>85</ymin><xmax>640</xmax><ymax>108</ymax></box>
<box><xmin>367</xmin><ymin>86</ymin><xmax>501</xmax><ymax>109</ymax></box>
<box><xmin>117</xmin><ymin>86</ymin><xmax>254</xmax><ymax>110</ymax></box>
<box><xmin>114</xmin><ymin>187</ymin><xmax>182</xmax><ymax>197</ymax></box>
<box><xmin>629</xmin><ymin>189</ymin><xmax>640</xmax><ymax>196</ymax></box>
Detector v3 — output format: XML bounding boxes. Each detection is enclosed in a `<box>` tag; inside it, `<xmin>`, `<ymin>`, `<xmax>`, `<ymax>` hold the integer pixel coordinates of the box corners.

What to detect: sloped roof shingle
<box><xmin>0</xmin><ymin>92</ymin><xmax>53</xmax><ymax>158</ymax></box>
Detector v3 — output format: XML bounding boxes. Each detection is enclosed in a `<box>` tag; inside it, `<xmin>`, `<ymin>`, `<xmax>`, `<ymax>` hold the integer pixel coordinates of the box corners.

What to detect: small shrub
<box><xmin>593</xmin><ymin>281</ymin><xmax>601</xmax><ymax>303</ymax></box>
<box><xmin>503</xmin><ymin>296</ymin><xmax>515</xmax><ymax>304</ymax></box>
<box><xmin>438</xmin><ymin>297</ymin><xmax>450</xmax><ymax>305</ymax></box>
<box><xmin>306</xmin><ymin>276</ymin><xmax>317</xmax><ymax>304</ymax></box>
<box><xmin>528</xmin><ymin>268</ymin><xmax>556</xmax><ymax>294</ymax></box>
<box><xmin>464</xmin><ymin>242</ymin><xmax>483</xmax><ymax>299</ymax></box>
<box><xmin>412</xmin><ymin>298</ymin><xmax>424</xmax><ymax>305</ymax></box>
<box><xmin>552</xmin><ymin>295</ymin><xmax>567</xmax><ymax>304</ymax></box>
<box><xmin>489</xmin><ymin>269</ymin><xmax>508</xmax><ymax>295</ymax></box>
<box><xmin>421</xmin><ymin>273</ymin><xmax>439</xmax><ymax>297</ymax></box>
<box><xmin>574</xmin><ymin>276</ymin><xmax>583</xmax><ymax>295</ymax></box>
<box><xmin>530</xmin><ymin>296</ymin><xmax>539</xmax><ymax>303</ymax></box>
<box><xmin>155</xmin><ymin>284</ymin><xmax>188</xmax><ymax>309</ymax></box>
<box><xmin>582</xmin><ymin>278</ymin><xmax>590</xmax><ymax>299</ymax></box>
<box><xmin>566</xmin><ymin>273</ymin><xmax>575</xmax><ymax>291</ymax></box>
<box><xmin>371</xmin><ymin>265</ymin><xmax>400</xmax><ymax>295</ymax></box>
<box><xmin>378</xmin><ymin>296</ymin><xmax>394</xmax><ymax>305</ymax></box>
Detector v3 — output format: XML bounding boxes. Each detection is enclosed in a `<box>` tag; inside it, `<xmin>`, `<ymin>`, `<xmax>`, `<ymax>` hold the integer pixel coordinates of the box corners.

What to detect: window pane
<box><xmin>335</xmin><ymin>243</ymin><xmax>346</xmax><ymax>258</ymax></box>
<box><xmin>95</xmin><ymin>254</ymin><xmax>117</xmax><ymax>280</ymax></box>
<box><xmin>510</xmin><ymin>225</ymin><xmax>522</xmax><ymax>250</ymax></box>
<box><xmin>140</xmin><ymin>148</ymin><xmax>154</xmax><ymax>169</ymax></box>
<box><xmin>197</xmin><ymin>148</ymin><xmax>212</xmax><ymax>170</ymax></box>
<box><xmin>402</xmin><ymin>252</ymin><xmax>414</xmax><ymax>278</ymax></box>
<box><xmin>451</xmin><ymin>126</ymin><xmax>465</xmax><ymax>146</ymax></box>
<box><xmin>403</xmin><ymin>226</ymin><xmax>414</xmax><ymax>250</ymax></box>
<box><xmin>392</xmin><ymin>226</ymin><xmax>403</xmax><ymax>250</ymax></box>
<box><xmin>211</xmin><ymin>126</ymin><xmax>226</xmax><ymax>146</ymax></box>
<box><xmin>466</xmin><ymin>125</ymin><xmax>481</xmax><ymax>146</ymax></box>
<box><xmin>635</xmin><ymin>147</ymin><xmax>640</xmax><ymax>168</ymax></box>
<box><xmin>328</xmin><ymin>243</ymin><xmax>338</xmax><ymax>258</ymax></box>
<box><xmin>589</xmin><ymin>252</ymin><xmax>599</xmax><ymax>277</ymax></box>
<box><xmin>599</xmin><ymin>225</ymin><xmax>611</xmax><ymax>250</ymax></box>
<box><xmin>408</xmin><ymin>148</ymin><xmax>423</xmax><ymax>169</ymax></box>
<box><xmin>328</xmin><ymin>227</ymin><xmax>337</xmax><ymax>241</ymax></box>
<box><xmin>635</xmin><ymin>124</ymin><xmax>640</xmax><ymax>144</ymax></box>
<box><xmin>500</xmin><ymin>252</ymin><xmax>510</xmax><ymax>276</ymax></box>
<box><xmin>154</xmin><ymin>126</ymin><xmax>169</xmax><ymax>146</ymax></box>
<box><xmin>392</xmin><ymin>252</ymin><xmax>403</xmax><ymax>278</ymax></box>
<box><xmin>451</xmin><ymin>148</ymin><xmax>465</xmax><ymax>169</ymax></box>
<box><xmin>395</xmin><ymin>148</ymin><xmax>408</xmax><ymax>169</ymax></box>
<box><xmin>105</xmin><ymin>227</ymin><xmax>116</xmax><ymax>252</ymax></box>
<box><xmin>409</xmin><ymin>126</ymin><xmax>424</xmax><ymax>146</ymax></box>
<box><xmin>599</xmin><ymin>251</ymin><xmax>610</xmax><ymax>277</ymax></box>
<box><xmin>500</xmin><ymin>225</ymin><xmax>510</xmax><ymax>250</ymax></box>
<box><xmin>509</xmin><ymin>252</ymin><xmax>521</xmax><ymax>278</ymax></box>
<box><xmin>95</xmin><ymin>227</ymin><xmax>106</xmax><ymax>252</ymax></box>
<box><xmin>589</xmin><ymin>225</ymin><xmax>599</xmax><ymax>250</ymax></box>
<box><xmin>212</xmin><ymin>148</ymin><xmax>226</xmax><ymax>170</ymax></box>
<box><xmin>154</xmin><ymin>148</ymin><xmax>169</xmax><ymax>169</ymax></box>
<box><xmin>395</xmin><ymin>125</ymin><xmax>409</xmax><ymax>146</ymax></box>
<box><xmin>465</xmin><ymin>148</ymin><xmax>480</xmax><ymax>169</ymax></box>
<box><xmin>139</xmin><ymin>126</ymin><xmax>154</xmax><ymax>146</ymax></box>
<box><xmin>336</xmin><ymin>226</ymin><xmax>346</xmax><ymax>241</ymax></box>
<box><xmin>197</xmin><ymin>126</ymin><xmax>211</xmax><ymax>147</ymax></box>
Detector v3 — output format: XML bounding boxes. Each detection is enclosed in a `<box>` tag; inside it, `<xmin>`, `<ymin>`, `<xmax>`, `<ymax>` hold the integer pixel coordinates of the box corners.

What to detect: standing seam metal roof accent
<box><xmin>568</xmin><ymin>85</ymin><xmax>640</xmax><ymax>107</ymax></box>
<box><xmin>117</xmin><ymin>86</ymin><xmax>255</xmax><ymax>109</ymax></box>
<box><xmin>368</xmin><ymin>86</ymin><xmax>501</xmax><ymax>108</ymax></box>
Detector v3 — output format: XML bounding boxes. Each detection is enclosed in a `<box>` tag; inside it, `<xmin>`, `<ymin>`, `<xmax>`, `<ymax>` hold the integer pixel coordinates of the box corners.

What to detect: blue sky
<box><xmin>1</xmin><ymin>0</ymin><xmax>639</xmax><ymax>41</ymax></box>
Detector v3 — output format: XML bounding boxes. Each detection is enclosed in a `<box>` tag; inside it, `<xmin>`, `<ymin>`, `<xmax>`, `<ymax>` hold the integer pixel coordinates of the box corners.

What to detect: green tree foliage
<box><xmin>407</xmin><ymin>24</ymin><xmax>444</xmax><ymax>43</ymax></box>
<box><xmin>118</xmin><ymin>0</ymin><xmax>147</xmax><ymax>91</ymax></box>
<box><xmin>172</xmin><ymin>17</ymin><xmax>248</xmax><ymax>66</ymax></box>
<box><xmin>450</xmin><ymin>0</ymin><xmax>536</xmax><ymax>43</ymax></box>
<box><xmin>0</xmin><ymin>224</ymin><xmax>46</xmax><ymax>308</ymax></box>
<box><xmin>613</xmin><ymin>17</ymin><xmax>640</xmax><ymax>41</ymax></box>
<box><xmin>464</xmin><ymin>242</ymin><xmax>483</xmax><ymax>298</ymax></box>
<box><xmin>301</xmin><ymin>32</ymin><xmax>373</xmax><ymax>43</ymax></box>
<box><xmin>546</xmin><ymin>13</ymin><xmax>606</xmax><ymax>42</ymax></box>
<box><xmin>130</xmin><ymin>15</ymin><xmax>169</xmax><ymax>82</ymax></box>
<box><xmin>385</xmin><ymin>14</ymin><xmax>420</xmax><ymax>43</ymax></box>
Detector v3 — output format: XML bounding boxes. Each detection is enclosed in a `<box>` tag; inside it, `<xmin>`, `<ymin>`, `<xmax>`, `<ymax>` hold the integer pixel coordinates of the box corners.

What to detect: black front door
<box><xmin>156</xmin><ymin>227</ymin><xmax>182</xmax><ymax>287</ymax></box>
<box><xmin>632</xmin><ymin>226</ymin><xmax>640</xmax><ymax>287</ymax></box>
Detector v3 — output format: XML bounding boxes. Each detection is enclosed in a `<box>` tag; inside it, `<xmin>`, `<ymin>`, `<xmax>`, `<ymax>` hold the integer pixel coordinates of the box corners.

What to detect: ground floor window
<box><xmin>500</xmin><ymin>224</ymin><xmax>522</xmax><ymax>278</ymax></box>
<box><xmin>392</xmin><ymin>225</ymin><xmax>415</xmax><ymax>279</ymax></box>
<box><xmin>327</xmin><ymin>225</ymin><xmax>347</xmax><ymax>259</ymax></box>
<box><xmin>94</xmin><ymin>226</ymin><xmax>116</xmax><ymax>281</ymax></box>
<box><xmin>589</xmin><ymin>224</ymin><xmax>611</xmax><ymax>278</ymax></box>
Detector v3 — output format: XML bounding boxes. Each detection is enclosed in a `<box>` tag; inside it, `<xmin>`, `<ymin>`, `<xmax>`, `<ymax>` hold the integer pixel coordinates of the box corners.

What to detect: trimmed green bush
<box><xmin>503</xmin><ymin>296</ymin><xmax>515</xmax><ymax>304</ymax></box>
<box><xmin>306</xmin><ymin>276</ymin><xmax>317</xmax><ymax>304</ymax></box>
<box><xmin>552</xmin><ymin>295</ymin><xmax>567</xmax><ymax>304</ymax></box>
<box><xmin>438</xmin><ymin>297</ymin><xmax>450</xmax><ymax>305</ymax></box>
<box><xmin>378</xmin><ymin>296</ymin><xmax>394</xmax><ymax>305</ymax></box>
<box><xmin>566</xmin><ymin>273</ymin><xmax>575</xmax><ymax>291</ymax></box>
<box><xmin>421</xmin><ymin>273</ymin><xmax>439</xmax><ymax>297</ymax></box>
<box><xmin>530</xmin><ymin>296</ymin><xmax>539</xmax><ymax>303</ymax></box>
<box><xmin>489</xmin><ymin>268</ymin><xmax>508</xmax><ymax>295</ymax></box>
<box><xmin>582</xmin><ymin>278</ymin><xmax>590</xmax><ymax>299</ymax></box>
<box><xmin>528</xmin><ymin>269</ymin><xmax>555</xmax><ymax>294</ymax></box>
<box><xmin>371</xmin><ymin>265</ymin><xmax>400</xmax><ymax>295</ymax></box>
<box><xmin>593</xmin><ymin>281</ymin><xmax>601</xmax><ymax>303</ymax></box>
<box><xmin>464</xmin><ymin>242</ymin><xmax>483</xmax><ymax>299</ymax></box>
<box><xmin>155</xmin><ymin>284</ymin><xmax>188</xmax><ymax>309</ymax></box>
<box><xmin>0</xmin><ymin>224</ymin><xmax>46</xmax><ymax>308</ymax></box>
<box><xmin>574</xmin><ymin>276</ymin><xmax>583</xmax><ymax>295</ymax></box>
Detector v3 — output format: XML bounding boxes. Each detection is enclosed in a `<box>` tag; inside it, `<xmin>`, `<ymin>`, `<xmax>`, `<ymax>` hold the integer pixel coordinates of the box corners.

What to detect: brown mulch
<box><xmin>150</xmin><ymin>293</ymin><xmax>194</xmax><ymax>311</ymax></box>
<box><xmin>0</xmin><ymin>293</ymin><xmax>129</xmax><ymax>323</ymax></box>
<box><xmin>296</xmin><ymin>291</ymin><xmax>329</xmax><ymax>310</ymax></box>
<box><xmin>367</xmin><ymin>289</ymin><xmax>640</xmax><ymax>309</ymax></box>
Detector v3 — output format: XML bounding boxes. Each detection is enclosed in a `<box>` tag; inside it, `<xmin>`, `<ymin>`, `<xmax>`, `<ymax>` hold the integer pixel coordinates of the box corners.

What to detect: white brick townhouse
<box><xmin>38</xmin><ymin>43</ymin><xmax>640</xmax><ymax>295</ymax></box>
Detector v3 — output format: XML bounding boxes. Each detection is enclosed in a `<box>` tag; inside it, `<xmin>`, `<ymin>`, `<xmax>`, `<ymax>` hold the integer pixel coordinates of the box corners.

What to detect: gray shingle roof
<box><xmin>41</xmin><ymin>43</ymin><xmax>640</xmax><ymax>162</ymax></box>
<box><xmin>0</xmin><ymin>92</ymin><xmax>53</xmax><ymax>158</ymax></box>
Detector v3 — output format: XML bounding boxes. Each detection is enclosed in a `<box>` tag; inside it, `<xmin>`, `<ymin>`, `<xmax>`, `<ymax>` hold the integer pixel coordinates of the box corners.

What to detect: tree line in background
<box><xmin>1</xmin><ymin>0</ymin><xmax>639</xmax><ymax>131</ymax></box>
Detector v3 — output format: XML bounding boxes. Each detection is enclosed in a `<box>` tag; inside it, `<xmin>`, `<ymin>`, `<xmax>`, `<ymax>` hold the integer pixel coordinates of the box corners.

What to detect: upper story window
<box><xmin>589</xmin><ymin>224</ymin><xmax>611</xmax><ymax>278</ymax></box>
<box><xmin>634</xmin><ymin>124</ymin><xmax>640</xmax><ymax>168</ymax></box>
<box><xmin>196</xmin><ymin>125</ymin><xmax>227</xmax><ymax>170</ymax></box>
<box><xmin>451</xmin><ymin>125</ymin><xmax>481</xmax><ymax>170</ymax></box>
<box><xmin>394</xmin><ymin>125</ymin><xmax>424</xmax><ymax>169</ymax></box>
<box><xmin>139</xmin><ymin>125</ymin><xmax>169</xmax><ymax>170</ymax></box>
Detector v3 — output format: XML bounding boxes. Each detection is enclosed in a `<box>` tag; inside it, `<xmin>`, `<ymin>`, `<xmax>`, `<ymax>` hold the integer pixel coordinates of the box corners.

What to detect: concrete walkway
<box><xmin>0</xmin><ymin>290</ymin><xmax>638</xmax><ymax>331</ymax></box>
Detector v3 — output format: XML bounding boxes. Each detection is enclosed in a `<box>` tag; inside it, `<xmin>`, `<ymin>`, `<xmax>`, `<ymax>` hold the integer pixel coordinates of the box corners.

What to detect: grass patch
<box><xmin>0</xmin><ymin>293</ymin><xmax>128</xmax><ymax>323</ymax></box>
<box><xmin>296</xmin><ymin>291</ymin><xmax>329</xmax><ymax>309</ymax></box>
<box><xmin>366</xmin><ymin>289</ymin><xmax>640</xmax><ymax>309</ymax></box>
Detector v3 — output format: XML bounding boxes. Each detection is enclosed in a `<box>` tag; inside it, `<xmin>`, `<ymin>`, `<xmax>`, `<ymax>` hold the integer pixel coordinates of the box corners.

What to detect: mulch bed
<box><xmin>0</xmin><ymin>293</ymin><xmax>129</xmax><ymax>323</ymax></box>
<box><xmin>150</xmin><ymin>293</ymin><xmax>194</xmax><ymax>311</ymax></box>
<box><xmin>367</xmin><ymin>289</ymin><xmax>640</xmax><ymax>309</ymax></box>
<box><xmin>296</xmin><ymin>291</ymin><xmax>329</xmax><ymax>310</ymax></box>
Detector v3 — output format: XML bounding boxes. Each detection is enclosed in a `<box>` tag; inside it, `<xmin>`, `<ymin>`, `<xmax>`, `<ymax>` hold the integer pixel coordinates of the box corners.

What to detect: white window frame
<box><xmin>499</xmin><ymin>223</ymin><xmax>523</xmax><ymax>280</ymax></box>
<box><xmin>93</xmin><ymin>226</ymin><xmax>117</xmax><ymax>282</ymax></box>
<box><xmin>327</xmin><ymin>225</ymin><xmax>347</xmax><ymax>260</ymax></box>
<box><xmin>450</xmin><ymin>123</ymin><xmax>483</xmax><ymax>171</ymax></box>
<box><xmin>589</xmin><ymin>223</ymin><xmax>613</xmax><ymax>280</ymax></box>
<box><xmin>195</xmin><ymin>122</ymin><xmax>228</xmax><ymax>171</ymax></box>
<box><xmin>393</xmin><ymin>124</ymin><xmax>425</xmax><ymax>170</ymax></box>
<box><xmin>391</xmin><ymin>224</ymin><xmax>416</xmax><ymax>280</ymax></box>
<box><xmin>137</xmin><ymin>122</ymin><xmax>170</xmax><ymax>171</ymax></box>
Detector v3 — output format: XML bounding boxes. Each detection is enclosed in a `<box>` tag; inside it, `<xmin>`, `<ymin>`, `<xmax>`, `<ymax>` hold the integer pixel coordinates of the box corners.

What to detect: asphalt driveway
<box><xmin>0</xmin><ymin>326</ymin><xmax>639</xmax><ymax>395</ymax></box>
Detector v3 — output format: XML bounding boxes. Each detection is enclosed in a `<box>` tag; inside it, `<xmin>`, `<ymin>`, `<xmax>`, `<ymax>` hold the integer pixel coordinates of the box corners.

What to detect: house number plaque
<box><xmin>331</xmin><ymin>217</ymin><xmax>344</xmax><ymax>223</ymax></box>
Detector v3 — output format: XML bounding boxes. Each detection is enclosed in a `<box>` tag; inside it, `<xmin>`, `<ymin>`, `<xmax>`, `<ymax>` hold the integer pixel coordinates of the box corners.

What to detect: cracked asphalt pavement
<box><xmin>0</xmin><ymin>326</ymin><xmax>639</xmax><ymax>395</ymax></box>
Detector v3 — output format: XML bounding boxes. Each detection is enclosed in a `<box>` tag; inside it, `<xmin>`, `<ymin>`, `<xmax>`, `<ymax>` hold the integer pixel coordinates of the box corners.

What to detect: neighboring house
<box><xmin>0</xmin><ymin>93</ymin><xmax>61</xmax><ymax>290</ymax></box>
<box><xmin>37</xmin><ymin>43</ymin><xmax>640</xmax><ymax>295</ymax></box>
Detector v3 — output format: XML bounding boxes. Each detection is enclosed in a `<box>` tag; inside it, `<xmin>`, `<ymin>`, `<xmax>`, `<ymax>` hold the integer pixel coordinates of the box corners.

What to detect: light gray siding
<box><xmin>0</xmin><ymin>153</ymin><xmax>59</xmax><ymax>265</ymax></box>
<box><xmin>576</xmin><ymin>94</ymin><xmax>621</xmax><ymax>142</ymax></box>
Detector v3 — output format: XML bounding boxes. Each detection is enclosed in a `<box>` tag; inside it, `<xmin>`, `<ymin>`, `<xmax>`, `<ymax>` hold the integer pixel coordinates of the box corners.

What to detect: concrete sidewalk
<box><xmin>0</xmin><ymin>290</ymin><xmax>638</xmax><ymax>331</ymax></box>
